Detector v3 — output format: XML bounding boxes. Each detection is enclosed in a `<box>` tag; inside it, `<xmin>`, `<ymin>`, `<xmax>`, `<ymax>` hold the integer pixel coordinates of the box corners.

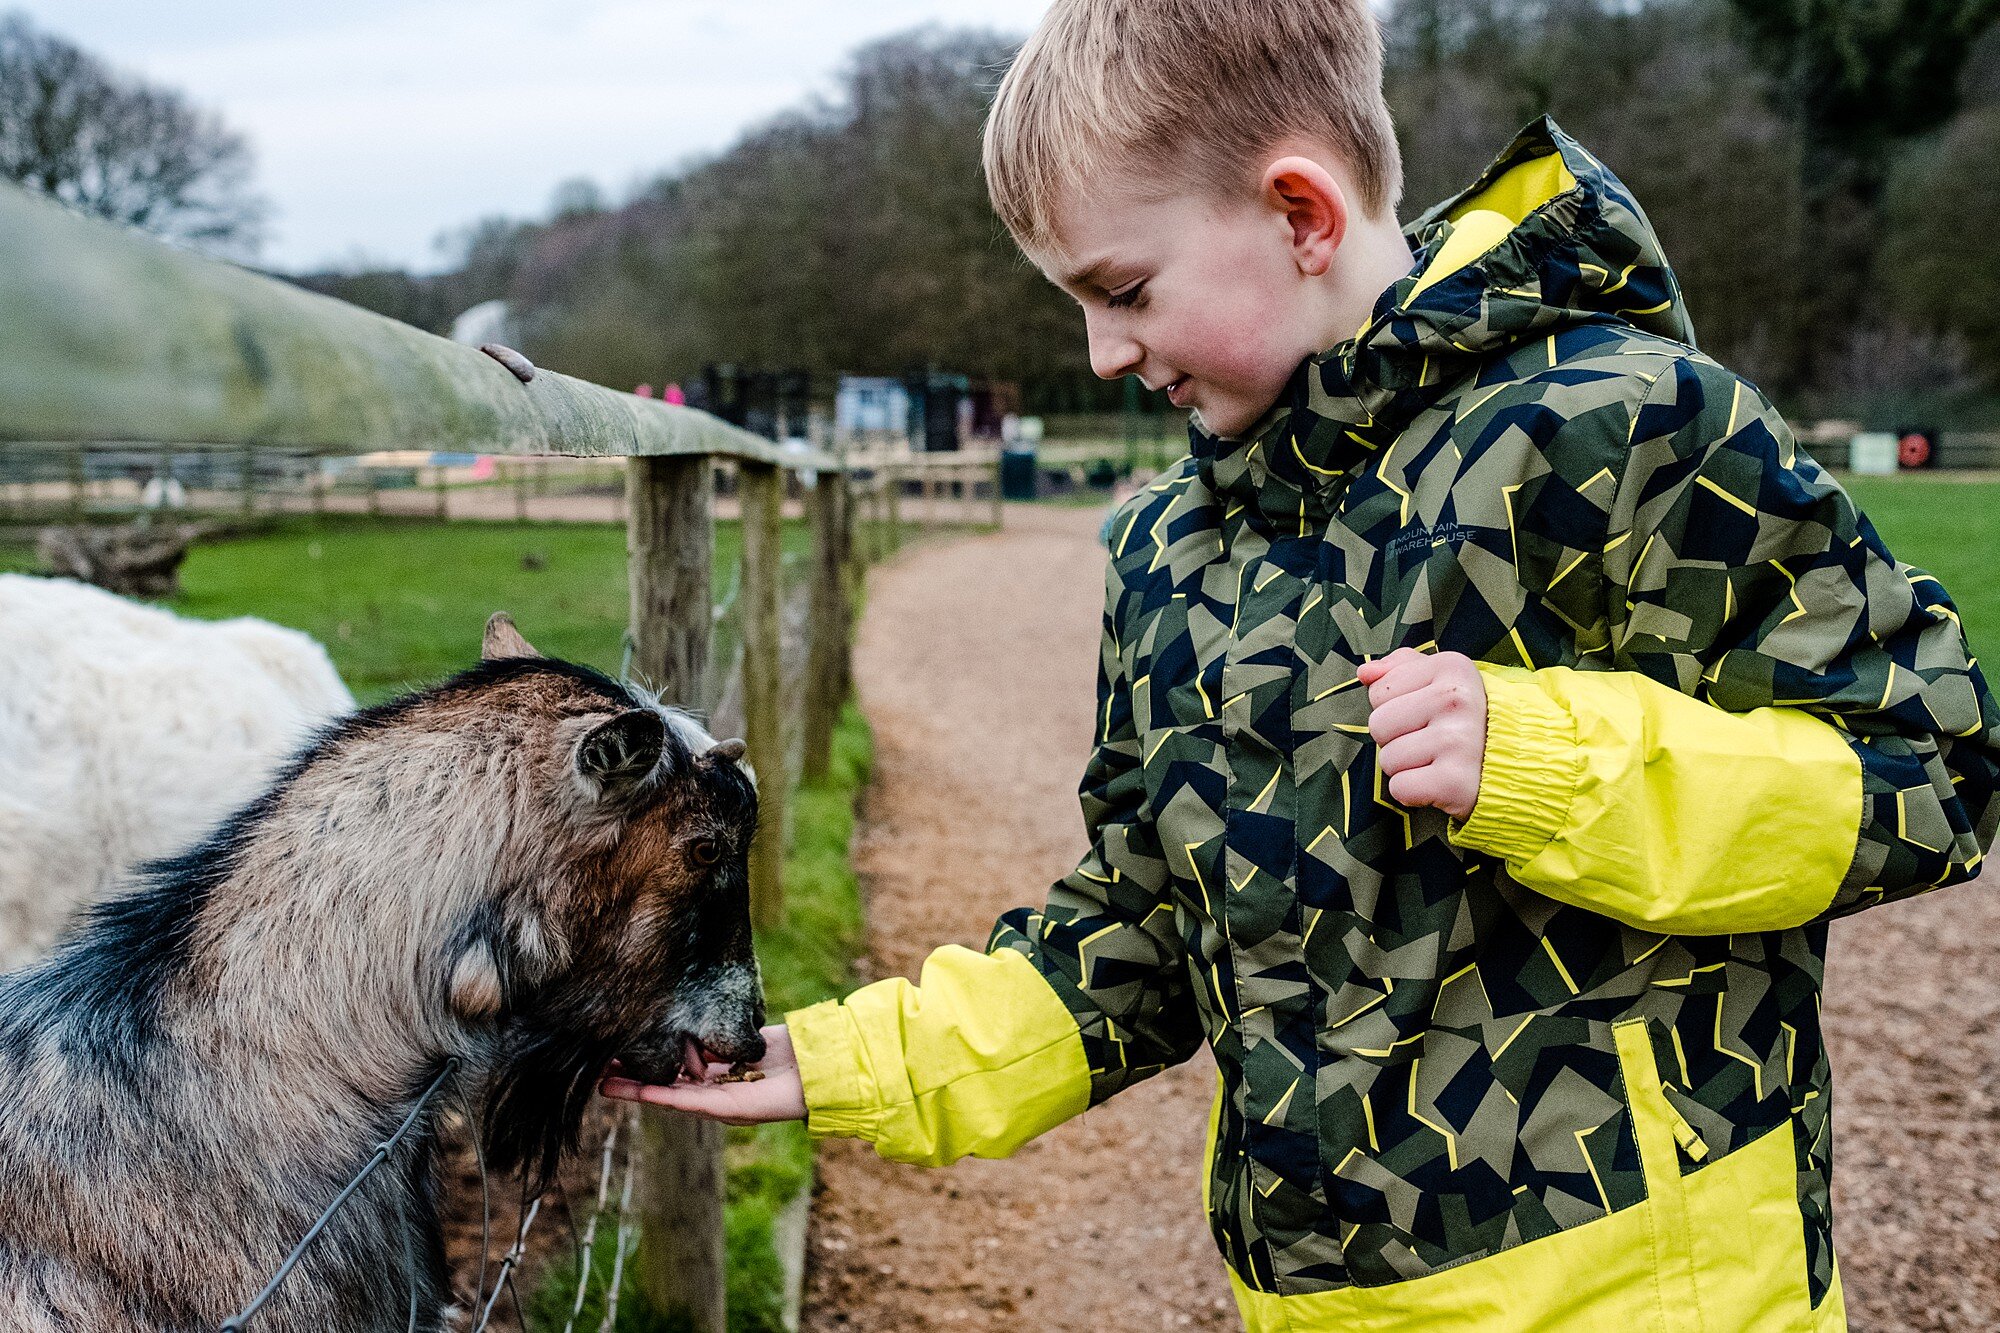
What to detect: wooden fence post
<box><xmin>992</xmin><ymin>452</ymin><xmax>1005</xmax><ymax>528</ymax></box>
<box><xmin>433</xmin><ymin>460</ymin><xmax>448</xmax><ymax>520</ymax></box>
<box><xmin>628</xmin><ymin>452</ymin><xmax>714</xmax><ymax>738</ymax></box>
<box><xmin>801</xmin><ymin>470</ymin><xmax>851</xmax><ymax>781</ymax></box>
<box><xmin>841</xmin><ymin>475</ymin><xmax>862</xmax><ymax>606</ymax></box>
<box><xmin>515</xmin><ymin>459</ymin><xmax>529</xmax><ymax>521</ymax></box>
<box><xmin>241</xmin><ymin>445</ymin><xmax>256</xmax><ymax>517</ymax></box>
<box><xmin>886</xmin><ymin>463</ymin><xmax>902</xmax><ymax>552</ymax></box>
<box><xmin>864</xmin><ymin>472</ymin><xmax>880</xmax><ymax>564</ymax></box>
<box><xmin>68</xmin><ymin>445</ymin><xmax>86</xmax><ymax>520</ymax></box>
<box><xmin>625</xmin><ymin>454</ymin><xmax>727</xmax><ymax>1333</ymax></box>
<box><xmin>365</xmin><ymin>465</ymin><xmax>380</xmax><ymax>517</ymax></box>
<box><xmin>863</xmin><ymin>477</ymin><xmax>881</xmax><ymax>567</ymax></box>
<box><xmin>738</xmin><ymin>459</ymin><xmax>786</xmax><ymax>929</ymax></box>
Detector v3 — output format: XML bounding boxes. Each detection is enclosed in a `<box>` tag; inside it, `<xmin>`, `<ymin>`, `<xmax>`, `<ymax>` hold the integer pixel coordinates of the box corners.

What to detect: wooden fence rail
<box><xmin>843</xmin><ymin>452</ymin><xmax>1006</xmax><ymax>535</ymax></box>
<box><xmin>0</xmin><ymin>186</ymin><xmax>824</xmax><ymax>469</ymax></box>
<box><xmin>0</xmin><ymin>179</ymin><xmax>919</xmax><ymax>1333</ymax></box>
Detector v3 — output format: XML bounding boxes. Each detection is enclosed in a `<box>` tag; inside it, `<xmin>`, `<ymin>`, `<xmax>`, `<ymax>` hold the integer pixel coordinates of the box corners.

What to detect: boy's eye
<box><xmin>1106</xmin><ymin>281</ymin><xmax>1146</xmax><ymax>310</ymax></box>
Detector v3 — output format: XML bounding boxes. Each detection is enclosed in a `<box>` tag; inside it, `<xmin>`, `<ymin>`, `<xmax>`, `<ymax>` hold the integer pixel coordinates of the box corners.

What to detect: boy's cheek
<box><xmin>1176</xmin><ymin>322</ymin><xmax>1306</xmax><ymax>430</ymax></box>
<box><xmin>1200</xmin><ymin>305</ymin><xmax>1301</xmax><ymax>384</ymax></box>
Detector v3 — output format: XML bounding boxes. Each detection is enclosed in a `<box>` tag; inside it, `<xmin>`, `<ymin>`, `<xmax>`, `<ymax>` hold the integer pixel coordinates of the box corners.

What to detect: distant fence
<box><xmin>0</xmin><ymin>178</ymin><xmax>1010</xmax><ymax>1332</ymax></box>
<box><xmin>1796</xmin><ymin>429</ymin><xmax>2000</xmax><ymax>472</ymax></box>
<box><xmin>0</xmin><ymin>440</ymin><xmax>1030</xmax><ymax>539</ymax></box>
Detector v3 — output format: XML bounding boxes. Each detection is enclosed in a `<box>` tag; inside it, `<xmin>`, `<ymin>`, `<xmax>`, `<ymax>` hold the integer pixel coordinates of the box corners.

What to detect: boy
<box><xmin>604</xmin><ymin>1</ymin><xmax>2000</xmax><ymax>1327</ymax></box>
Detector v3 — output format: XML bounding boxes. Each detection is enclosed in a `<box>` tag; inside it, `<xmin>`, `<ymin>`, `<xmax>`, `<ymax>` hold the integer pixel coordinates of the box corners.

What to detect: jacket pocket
<box><xmin>1612</xmin><ymin>1018</ymin><xmax>1820</xmax><ymax>1332</ymax></box>
<box><xmin>1221</xmin><ymin>1027</ymin><xmax>1827</xmax><ymax>1332</ymax></box>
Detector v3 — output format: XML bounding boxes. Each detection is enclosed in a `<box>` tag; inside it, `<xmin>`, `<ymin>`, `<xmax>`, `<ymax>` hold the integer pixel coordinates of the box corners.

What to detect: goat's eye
<box><xmin>690</xmin><ymin>837</ymin><xmax>722</xmax><ymax>867</ymax></box>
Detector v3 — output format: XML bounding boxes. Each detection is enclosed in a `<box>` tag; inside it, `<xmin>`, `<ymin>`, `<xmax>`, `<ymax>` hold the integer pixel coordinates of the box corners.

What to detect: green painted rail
<box><xmin>0</xmin><ymin>182</ymin><xmax>836</xmax><ymax>468</ymax></box>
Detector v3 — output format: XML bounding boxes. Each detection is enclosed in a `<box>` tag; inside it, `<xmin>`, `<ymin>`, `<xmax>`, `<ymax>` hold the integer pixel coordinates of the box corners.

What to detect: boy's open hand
<box><xmin>599</xmin><ymin>1024</ymin><xmax>806</xmax><ymax>1126</ymax></box>
<box><xmin>1357</xmin><ymin>648</ymin><xmax>1486</xmax><ymax>822</ymax></box>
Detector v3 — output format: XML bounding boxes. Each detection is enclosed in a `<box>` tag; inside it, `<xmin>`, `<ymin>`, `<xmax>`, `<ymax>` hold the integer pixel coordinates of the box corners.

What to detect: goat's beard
<box><xmin>481</xmin><ymin>1022</ymin><xmax>628</xmax><ymax>1190</ymax></box>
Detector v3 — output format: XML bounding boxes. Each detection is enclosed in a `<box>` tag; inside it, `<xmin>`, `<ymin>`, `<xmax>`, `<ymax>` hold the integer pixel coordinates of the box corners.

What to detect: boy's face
<box><xmin>1036</xmin><ymin>173</ymin><xmax>1330</xmax><ymax>440</ymax></box>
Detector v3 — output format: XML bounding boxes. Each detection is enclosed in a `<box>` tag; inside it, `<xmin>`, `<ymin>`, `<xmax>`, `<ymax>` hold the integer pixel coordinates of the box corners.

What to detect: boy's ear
<box><xmin>1262</xmin><ymin>155</ymin><xmax>1348</xmax><ymax>278</ymax></box>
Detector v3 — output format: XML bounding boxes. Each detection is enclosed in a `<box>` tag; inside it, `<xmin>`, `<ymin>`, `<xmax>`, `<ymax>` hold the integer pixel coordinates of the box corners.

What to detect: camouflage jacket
<box><xmin>790</xmin><ymin>120</ymin><xmax>2000</xmax><ymax>1330</ymax></box>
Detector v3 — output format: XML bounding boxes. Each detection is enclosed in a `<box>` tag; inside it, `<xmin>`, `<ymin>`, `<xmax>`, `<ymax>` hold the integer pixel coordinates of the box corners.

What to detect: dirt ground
<box><xmin>803</xmin><ymin>501</ymin><xmax>2000</xmax><ymax>1332</ymax></box>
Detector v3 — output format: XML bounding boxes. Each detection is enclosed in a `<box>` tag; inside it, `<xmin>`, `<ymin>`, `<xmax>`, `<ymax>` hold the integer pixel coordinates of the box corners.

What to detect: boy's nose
<box><xmin>1086</xmin><ymin>322</ymin><xmax>1144</xmax><ymax>381</ymax></box>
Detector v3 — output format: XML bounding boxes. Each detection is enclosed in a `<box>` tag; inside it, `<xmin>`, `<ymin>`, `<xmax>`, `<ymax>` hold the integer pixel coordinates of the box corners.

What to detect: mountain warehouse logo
<box><xmin>1387</xmin><ymin>521</ymin><xmax>1475</xmax><ymax>557</ymax></box>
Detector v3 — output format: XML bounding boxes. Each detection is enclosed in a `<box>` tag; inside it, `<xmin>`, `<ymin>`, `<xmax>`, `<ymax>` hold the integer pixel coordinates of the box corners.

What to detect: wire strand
<box><xmin>597</xmin><ymin>1119</ymin><xmax>640</xmax><ymax>1333</ymax></box>
<box><xmin>560</xmin><ymin>1116</ymin><xmax>624</xmax><ymax>1333</ymax></box>
<box><xmin>469</xmin><ymin>1197</ymin><xmax>541</xmax><ymax>1333</ymax></box>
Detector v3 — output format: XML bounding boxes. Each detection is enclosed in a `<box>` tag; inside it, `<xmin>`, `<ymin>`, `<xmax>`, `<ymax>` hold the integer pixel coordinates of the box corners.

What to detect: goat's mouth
<box><xmin>614</xmin><ymin>1028</ymin><xmax>765</xmax><ymax>1087</ymax></box>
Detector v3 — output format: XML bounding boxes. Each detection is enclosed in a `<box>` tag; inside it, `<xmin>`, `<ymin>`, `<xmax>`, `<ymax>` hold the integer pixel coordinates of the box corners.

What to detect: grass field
<box><xmin>1843</xmin><ymin>476</ymin><xmax>1999</xmax><ymax>666</ymax></box>
<box><xmin>176</xmin><ymin>518</ymin><xmax>657</xmax><ymax>700</ymax></box>
<box><xmin>178</xmin><ymin>516</ymin><xmax>814</xmax><ymax>703</ymax></box>
<box><xmin>0</xmin><ymin>515</ymin><xmax>812</xmax><ymax>703</ymax></box>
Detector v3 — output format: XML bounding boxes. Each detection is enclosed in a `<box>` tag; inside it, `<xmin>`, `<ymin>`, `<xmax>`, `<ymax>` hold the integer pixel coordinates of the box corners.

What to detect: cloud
<box><xmin>26</xmin><ymin>0</ymin><xmax>1048</xmax><ymax>271</ymax></box>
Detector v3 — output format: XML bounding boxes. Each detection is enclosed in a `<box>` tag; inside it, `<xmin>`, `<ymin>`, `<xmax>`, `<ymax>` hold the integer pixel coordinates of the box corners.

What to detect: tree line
<box><xmin>1388</xmin><ymin>0</ymin><xmax>2000</xmax><ymax>421</ymax></box>
<box><xmin>7</xmin><ymin>4</ymin><xmax>2000</xmax><ymax>420</ymax></box>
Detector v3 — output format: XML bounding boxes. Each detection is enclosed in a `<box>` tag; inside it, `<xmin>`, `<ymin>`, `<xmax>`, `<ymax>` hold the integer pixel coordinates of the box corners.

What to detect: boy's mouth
<box><xmin>1166</xmin><ymin>375</ymin><xmax>1192</xmax><ymax>408</ymax></box>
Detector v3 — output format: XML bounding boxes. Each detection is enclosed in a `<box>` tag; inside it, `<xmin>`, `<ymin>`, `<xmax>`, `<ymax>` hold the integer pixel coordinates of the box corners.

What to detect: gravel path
<box><xmin>804</xmin><ymin>500</ymin><xmax>1999</xmax><ymax>1331</ymax></box>
<box><xmin>1826</xmin><ymin>865</ymin><xmax>2000</xmax><ymax>1330</ymax></box>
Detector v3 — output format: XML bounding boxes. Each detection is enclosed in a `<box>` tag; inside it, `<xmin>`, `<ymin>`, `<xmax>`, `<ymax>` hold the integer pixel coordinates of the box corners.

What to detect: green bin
<box><xmin>1000</xmin><ymin>447</ymin><xmax>1039</xmax><ymax>501</ymax></box>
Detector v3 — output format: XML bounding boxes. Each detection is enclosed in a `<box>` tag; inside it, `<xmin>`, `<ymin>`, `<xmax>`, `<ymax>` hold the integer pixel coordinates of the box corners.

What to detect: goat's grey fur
<box><xmin>0</xmin><ymin>615</ymin><xmax>764</xmax><ymax>1332</ymax></box>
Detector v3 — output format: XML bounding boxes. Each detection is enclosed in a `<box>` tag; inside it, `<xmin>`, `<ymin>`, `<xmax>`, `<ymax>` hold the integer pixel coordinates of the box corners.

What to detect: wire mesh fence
<box><xmin>0</xmin><ymin>444</ymin><xmax>642</xmax><ymax>526</ymax></box>
<box><xmin>216</xmin><ymin>1073</ymin><xmax>646</xmax><ymax>1333</ymax></box>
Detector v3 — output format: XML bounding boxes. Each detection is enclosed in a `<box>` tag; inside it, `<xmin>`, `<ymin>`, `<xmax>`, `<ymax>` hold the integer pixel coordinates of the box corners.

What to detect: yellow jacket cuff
<box><xmin>786</xmin><ymin>944</ymin><xmax>1091</xmax><ymax>1166</ymax></box>
<box><xmin>787</xmin><ymin>992</ymin><xmax>879</xmax><ymax>1142</ymax></box>
<box><xmin>1448</xmin><ymin>662</ymin><xmax>1862</xmax><ymax>935</ymax></box>
<box><xmin>1449</xmin><ymin>663</ymin><xmax>1582</xmax><ymax>863</ymax></box>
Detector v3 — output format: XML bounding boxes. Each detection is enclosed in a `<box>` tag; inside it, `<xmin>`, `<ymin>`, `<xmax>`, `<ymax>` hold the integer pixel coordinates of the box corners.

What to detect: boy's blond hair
<box><xmin>984</xmin><ymin>0</ymin><xmax>1403</xmax><ymax>253</ymax></box>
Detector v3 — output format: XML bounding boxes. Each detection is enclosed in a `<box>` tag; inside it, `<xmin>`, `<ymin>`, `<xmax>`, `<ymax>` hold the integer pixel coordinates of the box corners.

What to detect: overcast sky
<box><xmin>26</xmin><ymin>1</ymin><xmax>1053</xmax><ymax>273</ymax></box>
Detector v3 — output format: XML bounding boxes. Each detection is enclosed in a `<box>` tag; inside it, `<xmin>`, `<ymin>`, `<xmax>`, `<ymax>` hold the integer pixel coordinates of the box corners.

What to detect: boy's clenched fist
<box><xmin>1356</xmin><ymin>648</ymin><xmax>1487</xmax><ymax>821</ymax></box>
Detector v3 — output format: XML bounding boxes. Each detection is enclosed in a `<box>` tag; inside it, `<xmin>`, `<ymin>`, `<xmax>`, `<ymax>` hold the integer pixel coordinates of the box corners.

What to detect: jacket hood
<box><xmin>1196</xmin><ymin>117</ymin><xmax>1694</xmax><ymax>516</ymax></box>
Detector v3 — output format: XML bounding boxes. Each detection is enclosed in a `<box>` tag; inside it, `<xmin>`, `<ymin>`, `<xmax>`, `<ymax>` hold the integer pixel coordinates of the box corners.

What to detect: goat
<box><xmin>0</xmin><ymin>573</ymin><xmax>355</xmax><ymax>969</ymax></box>
<box><xmin>0</xmin><ymin>614</ymin><xmax>765</xmax><ymax>1332</ymax></box>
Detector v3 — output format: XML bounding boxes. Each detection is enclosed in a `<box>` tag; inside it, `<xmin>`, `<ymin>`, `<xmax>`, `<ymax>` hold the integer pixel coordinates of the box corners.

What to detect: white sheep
<box><xmin>0</xmin><ymin>574</ymin><xmax>354</xmax><ymax>968</ymax></box>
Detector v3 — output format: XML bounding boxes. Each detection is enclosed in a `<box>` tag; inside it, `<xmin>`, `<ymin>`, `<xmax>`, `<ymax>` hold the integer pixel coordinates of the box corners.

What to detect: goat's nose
<box><xmin>741</xmin><ymin>1030</ymin><xmax>767</xmax><ymax>1064</ymax></box>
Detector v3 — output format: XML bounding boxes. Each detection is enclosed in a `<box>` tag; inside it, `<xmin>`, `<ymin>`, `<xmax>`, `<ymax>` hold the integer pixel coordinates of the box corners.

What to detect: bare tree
<box><xmin>0</xmin><ymin>12</ymin><xmax>265</xmax><ymax>253</ymax></box>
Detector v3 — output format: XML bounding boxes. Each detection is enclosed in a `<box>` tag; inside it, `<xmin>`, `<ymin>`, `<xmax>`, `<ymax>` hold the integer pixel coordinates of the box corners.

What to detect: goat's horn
<box><xmin>707</xmin><ymin>739</ymin><xmax>748</xmax><ymax>762</ymax></box>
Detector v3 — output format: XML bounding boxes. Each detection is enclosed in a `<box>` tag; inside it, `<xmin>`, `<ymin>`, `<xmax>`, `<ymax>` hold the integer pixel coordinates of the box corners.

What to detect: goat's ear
<box><xmin>577</xmin><ymin>709</ymin><xmax>666</xmax><ymax>797</ymax></box>
<box><xmin>483</xmin><ymin>612</ymin><xmax>542</xmax><ymax>661</ymax></box>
